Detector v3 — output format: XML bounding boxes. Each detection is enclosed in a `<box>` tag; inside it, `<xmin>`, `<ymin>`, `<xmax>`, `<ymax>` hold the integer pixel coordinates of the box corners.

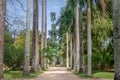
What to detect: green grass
<box><xmin>3</xmin><ymin>70</ymin><xmax>43</xmax><ymax>80</ymax></box>
<box><xmin>74</xmin><ymin>72</ymin><xmax>89</xmax><ymax>78</ymax></box>
<box><xmin>93</xmin><ymin>72</ymin><xmax>114</xmax><ymax>78</ymax></box>
<box><xmin>74</xmin><ymin>71</ymin><xmax>114</xmax><ymax>79</ymax></box>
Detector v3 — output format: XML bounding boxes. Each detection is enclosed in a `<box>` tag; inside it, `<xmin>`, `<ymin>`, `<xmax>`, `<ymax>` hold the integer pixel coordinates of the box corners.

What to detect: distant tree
<box><xmin>50</xmin><ymin>12</ymin><xmax>56</xmax><ymax>24</ymax></box>
<box><xmin>50</xmin><ymin>12</ymin><xmax>57</xmax><ymax>65</ymax></box>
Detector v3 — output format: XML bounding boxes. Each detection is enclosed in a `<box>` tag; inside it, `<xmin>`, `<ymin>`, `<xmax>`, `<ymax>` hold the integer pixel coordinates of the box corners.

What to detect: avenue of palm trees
<box><xmin>0</xmin><ymin>0</ymin><xmax>120</xmax><ymax>80</ymax></box>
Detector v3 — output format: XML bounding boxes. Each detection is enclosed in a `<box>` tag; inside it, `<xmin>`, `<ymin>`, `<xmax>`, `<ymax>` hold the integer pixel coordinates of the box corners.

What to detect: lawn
<box><xmin>3</xmin><ymin>70</ymin><xmax>43</xmax><ymax>80</ymax></box>
<box><xmin>74</xmin><ymin>71</ymin><xmax>114</xmax><ymax>79</ymax></box>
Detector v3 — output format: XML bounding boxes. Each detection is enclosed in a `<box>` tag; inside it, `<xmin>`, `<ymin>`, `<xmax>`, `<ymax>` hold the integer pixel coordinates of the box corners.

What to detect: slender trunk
<box><xmin>0</xmin><ymin>0</ymin><xmax>6</xmax><ymax>79</ymax></box>
<box><xmin>31</xmin><ymin>0</ymin><xmax>40</xmax><ymax>72</ymax></box>
<box><xmin>60</xmin><ymin>57</ymin><xmax>64</xmax><ymax>65</ymax></box>
<box><xmin>70</xmin><ymin>35</ymin><xmax>73</xmax><ymax>69</ymax></box>
<box><xmin>45</xmin><ymin>0</ymin><xmax>47</xmax><ymax>69</ymax></box>
<box><xmin>75</xmin><ymin>0</ymin><xmax>80</xmax><ymax>72</ymax></box>
<box><xmin>112</xmin><ymin>0</ymin><xmax>120</xmax><ymax>79</ymax></box>
<box><xmin>66</xmin><ymin>32</ymin><xmax>69</xmax><ymax>68</ymax></box>
<box><xmin>73</xmin><ymin>33</ymin><xmax>77</xmax><ymax>70</ymax></box>
<box><xmin>71</xmin><ymin>33</ymin><xmax>74</xmax><ymax>69</ymax></box>
<box><xmin>23</xmin><ymin>0</ymin><xmax>31</xmax><ymax>76</ymax></box>
<box><xmin>87</xmin><ymin>0</ymin><xmax>92</xmax><ymax>76</ymax></box>
<box><xmin>41</xmin><ymin>0</ymin><xmax>46</xmax><ymax>69</ymax></box>
<box><xmin>79</xmin><ymin>4</ymin><xmax>85</xmax><ymax>73</ymax></box>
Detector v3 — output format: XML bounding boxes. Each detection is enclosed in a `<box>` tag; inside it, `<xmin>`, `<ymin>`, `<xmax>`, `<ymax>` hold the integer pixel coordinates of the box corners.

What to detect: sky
<box><xmin>46</xmin><ymin>0</ymin><xmax>66</xmax><ymax>30</ymax></box>
<box><xmin>6</xmin><ymin>0</ymin><xmax>66</xmax><ymax>35</ymax></box>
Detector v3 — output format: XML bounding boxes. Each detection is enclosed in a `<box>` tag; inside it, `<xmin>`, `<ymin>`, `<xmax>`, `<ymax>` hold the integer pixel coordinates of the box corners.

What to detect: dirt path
<box><xmin>24</xmin><ymin>67</ymin><xmax>113</xmax><ymax>80</ymax></box>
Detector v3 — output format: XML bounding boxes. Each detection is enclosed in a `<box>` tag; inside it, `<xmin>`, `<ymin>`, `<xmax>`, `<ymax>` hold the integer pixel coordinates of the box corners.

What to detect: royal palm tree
<box><xmin>87</xmin><ymin>0</ymin><xmax>92</xmax><ymax>76</ymax></box>
<box><xmin>50</xmin><ymin>12</ymin><xmax>56</xmax><ymax>24</ymax></box>
<box><xmin>41</xmin><ymin>0</ymin><xmax>47</xmax><ymax>69</ymax></box>
<box><xmin>66</xmin><ymin>32</ymin><xmax>69</xmax><ymax>68</ymax></box>
<box><xmin>57</xmin><ymin>0</ymin><xmax>76</xmax><ymax>70</ymax></box>
<box><xmin>0</xmin><ymin>0</ymin><xmax>6</xmax><ymax>79</ymax></box>
<box><xmin>31</xmin><ymin>0</ymin><xmax>40</xmax><ymax>72</ymax></box>
<box><xmin>79</xmin><ymin>2</ymin><xmax>85</xmax><ymax>73</ymax></box>
<box><xmin>75</xmin><ymin>0</ymin><xmax>80</xmax><ymax>72</ymax></box>
<box><xmin>50</xmin><ymin>12</ymin><xmax>57</xmax><ymax>65</ymax></box>
<box><xmin>23</xmin><ymin>0</ymin><xmax>31</xmax><ymax>76</ymax></box>
<box><xmin>112</xmin><ymin>0</ymin><xmax>120</xmax><ymax>79</ymax></box>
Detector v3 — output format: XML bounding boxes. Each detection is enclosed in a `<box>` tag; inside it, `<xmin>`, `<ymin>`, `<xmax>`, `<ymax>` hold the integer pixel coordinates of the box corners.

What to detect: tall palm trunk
<box><xmin>41</xmin><ymin>0</ymin><xmax>46</xmax><ymax>69</ymax></box>
<box><xmin>112</xmin><ymin>0</ymin><xmax>120</xmax><ymax>79</ymax></box>
<box><xmin>45</xmin><ymin>0</ymin><xmax>47</xmax><ymax>68</ymax></box>
<box><xmin>23</xmin><ymin>0</ymin><xmax>31</xmax><ymax>76</ymax></box>
<box><xmin>75</xmin><ymin>0</ymin><xmax>80</xmax><ymax>72</ymax></box>
<box><xmin>70</xmin><ymin>34</ymin><xmax>73</xmax><ymax>69</ymax></box>
<box><xmin>66</xmin><ymin>32</ymin><xmax>69</xmax><ymax>68</ymax></box>
<box><xmin>79</xmin><ymin>4</ymin><xmax>85</xmax><ymax>73</ymax></box>
<box><xmin>0</xmin><ymin>0</ymin><xmax>6</xmax><ymax>79</ymax></box>
<box><xmin>71</xmin><ymin>33</ymin><xmax>75</xmax><ymax>69</ymax></box>
<box><xmin>73</xmin><ymin>33</ymin><xmax>77</xmax><ymax>70</ymax></box>
<box><xmin>31</xmin><ymin>0</ymin><xmax>40</xmax><ymax>72</ymax></box>
<box><xmin>87</xmin><ymin>0</ymin><xmax>92</xmax><ymax>76</ymax></box>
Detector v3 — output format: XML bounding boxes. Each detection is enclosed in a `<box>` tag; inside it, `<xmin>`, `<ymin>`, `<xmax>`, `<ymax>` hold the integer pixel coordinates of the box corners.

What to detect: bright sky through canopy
<box><xmin>6</xmin><ymin>0</ymin><xmax>66</xmax><ymax>35</ymax></box>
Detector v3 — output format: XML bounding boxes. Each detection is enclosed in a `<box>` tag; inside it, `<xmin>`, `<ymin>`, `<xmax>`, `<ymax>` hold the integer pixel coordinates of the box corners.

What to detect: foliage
<box><xmin>82</xmin><ymin>3</ymin><xmax>113</xmax><ymax>70</ymax></box>
<box><xmin>4</xmin><ymin>33</ymin><xmax>25</xmax><ymax>70</ymax></box>
<box><xmin>91</xmin><ymin>5</ymin><xmax>113</xmax><ymax>69</ymax></box>
<box><xmin>43</xmin><ymin>46</ymin><xmax>56</xmax><ymax>63</ymax></box>
<box><xmin>3</xmin><ymin>70</ymin><xmax>43</xmax><ymax>80</ymax></box>
<box><xmin>4</xmin><ymin>30</ymin><xmax>34</xmax><ymax>70</ymax></box>
<box><xmin>48</xmin><ymin>11</ymin><xmax>59</xmax><ymax>65</ymax></box>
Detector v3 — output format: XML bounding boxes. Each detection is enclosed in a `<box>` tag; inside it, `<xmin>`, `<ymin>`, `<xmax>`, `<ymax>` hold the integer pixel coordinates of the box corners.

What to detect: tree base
<box><xmin>0</xmin><ymin>76</ymin><xmax>3</xmax><ymax>80</ymax></box>
<box><xmin>23</xmin><ymin>70</ymin><xmax>30</xmax><ymax>76</ymax></box>
<box><xmin>114</xmin><ymin>73</ymin><xmax>120</xmax><ymax>80</ymax></box>
<box><xmin>79</xmin><ymin>68</ymin><xmax>85</xmax><ymax>73</ymax></box>
<box><xmin>31</xmin><ymin>68</ymin><xmax>38</xmax><ymax>73</ymax></box>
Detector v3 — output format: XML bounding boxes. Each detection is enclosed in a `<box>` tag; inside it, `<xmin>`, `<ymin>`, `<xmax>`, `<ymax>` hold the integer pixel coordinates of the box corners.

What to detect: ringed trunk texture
<box><xmin>75</xmin><ymin>0</ymin><xmax>80</xmax><ymax>72</ymax></box>
<box><xmin>71</xmin><ymin>33</ymin><xmax>74</xmax><ymax>69</ymax></box>
<box><xmin>45</xmin><ymin>0</ymin><xmax>47</xmax><ymax>69</ymax></box>
<box><xmin>23</xmin><ymin>0</ymin><xmax>31</xmax><ymax>76</ymax></box>
<box><xmin>70</xmin><ymin>35</ymin><xmax>73</xmax><ymax>69</ymax></box>
<box><xmin>41</xmin><ymin>0</ymin><xmax>46</xmax><ymax>70</ymax></box>
<box><xmin>0</xmin><ymin>0</ymin><xmax>6</xmax><ymax>79</ymax></box>
<box><xmin>112</xmin><ymin>0</ymin><xmax>120</xmax><ymax>79</ymax></box>
<box><xmin>87</xmin><ymin>7</ymin><xmax>92</xmax><ymax>76</ymax></box>
<box><xmin>73</xmin><ymin>33</ymin><xmax>77</xmax><ymax>70</ymax></box>
<box><xmin>79</xmin><ymin>5</ymin><xmax>85</xmax><ymax>73</ymax></box>
<box><xmin>31</xmin><ymin>0</ymin><xmax>40</xmax><ymax>72</ymax></box>
<box><xmin>66</xmin><ymin>32</ymin><xmax>69</xmax><ymax>68</ymax></box>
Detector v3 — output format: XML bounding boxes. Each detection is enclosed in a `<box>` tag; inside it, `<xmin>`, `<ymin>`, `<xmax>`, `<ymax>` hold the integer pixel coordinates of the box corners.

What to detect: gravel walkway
<box><xmin>24</xmin><ymin>67</ymin><xmax>113</xmax><ymax>80</ymax></box>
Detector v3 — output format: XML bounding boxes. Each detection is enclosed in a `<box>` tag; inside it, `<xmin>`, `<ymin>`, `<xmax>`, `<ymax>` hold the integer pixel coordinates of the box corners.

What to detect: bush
<box><xmin>4</xmin><ymin>34</ymin><xmax>24</xmax><ymax>70</ymax></box>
